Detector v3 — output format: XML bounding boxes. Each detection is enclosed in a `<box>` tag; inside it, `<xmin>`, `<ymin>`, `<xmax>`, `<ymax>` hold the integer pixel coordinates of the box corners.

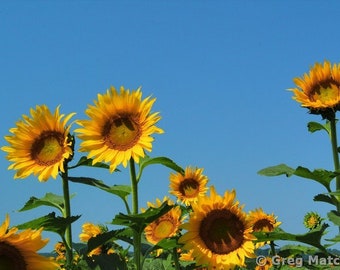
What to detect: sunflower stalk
<box><xmin>329</xmin><ymin>115</ymin><xmax>340</xmax><ymax>231</ymax></box>
<box><xmin>61</xmin><ymin>170</ymin><xmax>74</xmax><ymax>267</ymax></box>
<box><xmin>129</xmin><ymin>158</ymin><xmax>142</xmax><ymax>270</ymax></box>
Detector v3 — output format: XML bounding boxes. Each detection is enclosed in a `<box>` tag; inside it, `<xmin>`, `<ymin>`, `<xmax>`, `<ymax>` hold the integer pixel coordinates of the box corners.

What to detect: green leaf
<box><xmin>257</xmin><ymin>164</ymin><xmax>295</xmax><ymax>177</ymax></box>
<box><xmin>16</xmin><ymin>212</ymin><xmax>80</xmax><ymax>236</ymax></box>
<box><xmin>254</xmin><ymin>224</ymin><xmax>329</xmax><ymax>253</ymax></box>
<box><xmin>18</xmin><ymin>192</ymin><xmax>75</xmax><ymax>213</ymax></box>
<box><xmin>258</xmin><ymin>164</ymin><xmax>337</xmax><ymax>190</ymax></box>
<box><xmin>314</xmin><ymin>194</ymin><xmax>335</xmax><ymax>206</ymax></box>
<box><xmin>68</xmin><ymin>177</ymin><xmax>131</xmax><ymax>200</ymax></box>
<box><xmin>307</xmin><ymin>121</ymin><xmax>331</xmax><ymax>136</ymax></box>
<box><xmin>137</xmin><ymin>156</ymin><xmax>184</xmax><ymax>181</ymax></box>
<box><xmin>83</xmin><ymin>253</ymin><xmax>128</xmax><ymax>270</ymax></box>
<box><xmin>111</xmin><ymin>202</ymin><xmax>173</xmax><ymax>233</ymax></box>
<box><xmin>68</xmin><ymin>156</ymin><xmax>119</xmax><ymax>171</ymax></box>
<box><xmin>327</xmin><ymin>210</ymin><xmax>340</xmax><ymax>226</ymax></box>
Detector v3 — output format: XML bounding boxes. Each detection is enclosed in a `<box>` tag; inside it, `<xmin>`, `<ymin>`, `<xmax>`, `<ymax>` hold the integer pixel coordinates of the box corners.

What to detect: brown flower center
<box><xmin>102</xmin><ymin>115</ymin><xmax>141</xmax><ymax>151</ymax></box>
<box><xmin>199</xmin><ymin>209</ymin><xmax>244</xmax><ymax>254</ymax></box>
<box><xmin>253</xmin><ymin>218</ymin><xmax>274</xmax><ymax>232</ymax></box>
<box><xmin>31</xmin><ymin>131</ymin><xmax>65</xmax><ymax>166</ymax></box>
<box><xmin>179</xmin><ymin>178</ymin><xmax>199</xmax><ymax>198</ymax></box>
<box><xmin>309</xmin><ymin>79</ymin><xmax>340</xmax><ymax>103</ymax></box>
<box><xmin>0</xmin><ymin>242</ymin><xmax>26</xmax><ymax>270</ymax></box>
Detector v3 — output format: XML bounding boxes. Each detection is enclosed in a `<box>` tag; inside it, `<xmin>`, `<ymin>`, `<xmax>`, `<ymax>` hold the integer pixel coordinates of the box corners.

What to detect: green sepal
<box><xmin>253</xmin><ymin>224</ymin><xmax>329</xmax><ymax>253</ymax></box>
<box><xmin>18</xmin><ymin>192</ymin><xmax>75</xmax><ymax>214</ymax></box>
<box><xmin>16</xmin><ymin>212</ymin><xmax>80</xmax><ymax>236</ymax></box>
<box><xmin>68</xmin><ymin>176</ymin><xmax>131</xmax><ymax>200</ymax></box>
<box><xmin>258</xmin><ymin>164</ymin><xmax>337</xmax><ymax>190</ymax></box>
<box><xmin>137</xmin><ymin>156</ymin><xmax>184</xmax><ymax>182</ymax></box>
<box><xmin>111</xmin><ymin>202</ymin><xmax>173</xmax><ymax>233</ymax></box>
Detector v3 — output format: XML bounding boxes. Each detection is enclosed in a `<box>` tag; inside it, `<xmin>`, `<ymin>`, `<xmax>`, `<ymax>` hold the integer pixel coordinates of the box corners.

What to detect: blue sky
<box><xmin>1</xmin><ymin>1</ymin><xmax>340</xmax><ymax>252</ymax></box>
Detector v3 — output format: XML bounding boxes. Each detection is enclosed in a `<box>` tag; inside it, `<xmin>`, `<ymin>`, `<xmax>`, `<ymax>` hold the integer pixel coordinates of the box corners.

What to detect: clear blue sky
<box><xmin>1</xmin><ymin>1</ymin><xmax>340</xmax><ymax>252</ymax></box>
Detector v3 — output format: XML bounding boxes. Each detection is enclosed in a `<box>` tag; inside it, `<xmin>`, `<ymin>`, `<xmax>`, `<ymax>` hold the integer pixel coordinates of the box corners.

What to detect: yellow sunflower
<box><xmin>75</xmin><ymin>86</ymin><xmax>163</xmax><ymax>172</ymax></box>
<box><xmin>248</xmin><ymin>208</ymin><xmax>281</xmax><ymax>248</ymax></box>
<box><xmin>79</xmin><ymin>222</ymin><xmax>113</xmax><ymax>257</ymax></box>
<box><xmin>0</xmin><ymin>214</ymin><xmax>59</xmax><ymax>270</ymax></box>
<box><xmin>255</xmin><ymin>256</ymin><xmax>273</xmax><ymax>270</ymax></box>
<box><xmin>290</xmin><ymin>61</ymin><xmax>340</xmax><ymax>116</ymax></box>
<box><xmin>2</xmin><ymin>105</ymin><xmax>75</xmax><ymax>182</ymax></box>
<box><xmin>169</xmin><ymin>166</ymin><xmax>209</xmax><ymax>206</ymax></box>
<box><xmin>179</xmin><ymin>186</ymin><xmax>255</xmax><ymax>270</ymax></box>
<box><xmin>303</xmin><ymin>211</ymin><xmax>322</xmax><ymax>230</ymax></box>
<box><xmin>143</xmin><ymin>197</ymin><xmax>182</xmax><ymax>256</ymax></box>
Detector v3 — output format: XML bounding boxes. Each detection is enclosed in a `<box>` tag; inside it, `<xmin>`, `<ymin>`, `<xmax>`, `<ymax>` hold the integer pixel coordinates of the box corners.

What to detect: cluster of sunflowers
<box><xmin>1</xmin><ymin>61</ymin><xmax>340</xmax><ymax>270</ymax></box>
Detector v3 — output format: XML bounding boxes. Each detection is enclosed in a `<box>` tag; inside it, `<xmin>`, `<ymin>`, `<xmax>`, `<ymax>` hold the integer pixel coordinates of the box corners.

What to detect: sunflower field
<box><xmin>2</xmin><ymin>60</ymin><xmax>340</xmax><ymax>270</ymax></box>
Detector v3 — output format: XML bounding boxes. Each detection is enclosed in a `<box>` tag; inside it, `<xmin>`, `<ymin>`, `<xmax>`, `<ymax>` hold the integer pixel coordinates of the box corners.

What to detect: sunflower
<box><xmin>255</xmin><ymin>256</ymin><xmax>273</xmax><ymax>270</ymax></box>
<box><xmin>2</xmin><ymin>105</ymin><xmax>75</xmax><ymax>182</ymax></box>
<box><xmin>79</xmin><ymin>222</ymin><xmax>114</xmax><ymax>257</ymax></box>
<box><xmin>303</xmin><ymin>211</ymin><xmax>322</xmax><ymax>230</ymax></box>
<box><xmin>290</xmin><ymin>61</ymin><xmax>340</xmax><ymax>118</ymax></box>
<box><xmin>75</xmin><ymin>86</ymin><xmax>163</xmax><ymax>172</ymax></box>
<box><xmin>248</xmin><ymin>208</ymin><xmax>281</xmax><ymax>248</ymax></box>
<box><xmin>0</xmin><ymin>214</ymin><xmax>59</xmax><ymax>270</ymax></box>
<box><xmin>179</xmin><ymin>186</ymin><xmax>255</xmax><ymax>270</ymax></box>
<box><xmin>169</xmin><ymin>166</ymin><xmax>209</xmax><ymax>206</ymax></box>
<box><xmin>143</xmin><ymin>197</ymin><xmax>182</xmax><ymax>256</ymax></box>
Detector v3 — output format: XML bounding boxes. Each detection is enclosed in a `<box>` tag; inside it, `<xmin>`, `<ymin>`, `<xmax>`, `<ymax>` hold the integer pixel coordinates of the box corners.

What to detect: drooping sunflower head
<box><xmin>248</xmin><ymin>208</ymin><xmax>281</xmax><ymax>248</ymax></box>
<box><xmin>169</xmin><ymin>167</ymin><xmax>209</xmax><ymax>206</ymax></box>
<box><xmin>75</xmin><ymin>86</ymin><xmax>164</xmax><ymax>172</ymax></box>
<box><xmin>290</xmin><ymin>61</ymin><xmax>340</xmax><ymax>118</ymax></box>
<box><xmin>2</xmin><ymin>105</ymin><xmax>75</xmax><ymax>182</ymax></box>
<box><xmin>303</xmin><ymin>211</ymin><xmax>322</xmax><ymax>230</ymax></box>
<box><xmin>0</xmin><ymin>214</ymin><xmax>59</xmax><ymax>270</ymax></box>
<box><xmin>179</xmin><ymin>186</ymin><xmax>256</xmax><ymax>270</ymax></box>
<box><xmin>143</xmin><ymin>197</ymin><xmax>182</xmax><ymax>256</ymax></box>
<box><xmin>79</xmin><ymin>222</ymin><xmax>110</xmax><ymax>257</ymax></box>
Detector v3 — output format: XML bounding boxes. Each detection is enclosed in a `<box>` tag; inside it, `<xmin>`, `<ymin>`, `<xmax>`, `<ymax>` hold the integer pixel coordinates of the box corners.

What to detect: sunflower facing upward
<box><xmin>0</xmin><ymin>214</ymin><xmax>59</xmax><ymax>270</ymax></box>
<box><xmin>290</xmin><ymin>61</ymin><xmax>340</xmax><ymax>117</ymax></box>
<box><xmin>169</xmin><ymin>166</ymin><xmax>209</xmax><ymax>206</ymax></box>
<box><xmin>2</xmin><ymin>105</ymin><xmax>75</xmax><ymax>182</ymax></box>
<box><xmin>179</xmin><ymin>186</ymin><xmax>255</xmax><ymax>270</ymax></box>
<box><xmin>75</xmin><ymin>86</ymin><xmax>163</xmax><ymax>172</ymax></box>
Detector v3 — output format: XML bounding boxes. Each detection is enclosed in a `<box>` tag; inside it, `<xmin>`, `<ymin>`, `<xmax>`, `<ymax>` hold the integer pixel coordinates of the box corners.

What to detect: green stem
<box><xmin>329</xmin><ymin>115</ymin><xmax>340</xmax><ymax>232</ymax></box>
<box><xmin>172</xmin><ymin>247</ymin><xmax>181</xmax><ymax>270</ymax></box>
<box><xmin>61</xmin><ymin>170</ymin><xmax>73</xmax><ymax>267</ymax></box>
<box><xmin>330</xmin><ymin>117</ymin><xmax>340</xmax><ymax>189</ymax></box>
<box><xmin>130</xmin><ymin>158</ymin><xmax>142</xmax><ymax>270</ymax></box>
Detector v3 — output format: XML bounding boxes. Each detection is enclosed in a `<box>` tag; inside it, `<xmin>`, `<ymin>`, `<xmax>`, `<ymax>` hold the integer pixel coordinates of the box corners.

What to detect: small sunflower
<box><xmin>169</xmin><ymin>166</ymin><xmax>209</xmax><ymax>206</ymax></box>
<box><xmin>303</xmin><ymin>212</ymin><xmax>322</xmax><ymax>230</ymax></box>
<box><xmin>248</xmin><ymin>208</ymin><xmax>281</xmax><ymax>248</ymax></box>
<box><xmin>179</xmin><ymin>186</ymin><xmax>255</xmax><ymax>270</ymax></box>
<box><xmin>79</xmin><ymin>222</ymin><xmax>112</xmax><ymax>257</ymax></box>
<box><xmin>75</xmin><ymin>86</ymin><xmax>163</xmax><ymax>172</ymax></box>
<box><xmin>0</xmin><ymin>214</ymin><xmax>59</xmax><ymax>270</ymax></box>
<box><xmin>143</xmin><ymin>197</ymin><xmax>182</xmax><ymax>256</ymax></box>
<box><xmin>2</xmin><ymin>105</ymin><xmax>75</xmax><ymax>182</ymax></box>
<box><xmin>255</xmin><ymin>256</ymin><xmax>273</xmax><ymax>270</ymax></box>
<box><xmin>290</xmin><ymin>61</ymin><xmax>340</xmax><ymax>118</ymax></box>
<box><xmin>54</xmin><ymin>242</ymin><xmax>80</xmax><ymax>267</ymax></box>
